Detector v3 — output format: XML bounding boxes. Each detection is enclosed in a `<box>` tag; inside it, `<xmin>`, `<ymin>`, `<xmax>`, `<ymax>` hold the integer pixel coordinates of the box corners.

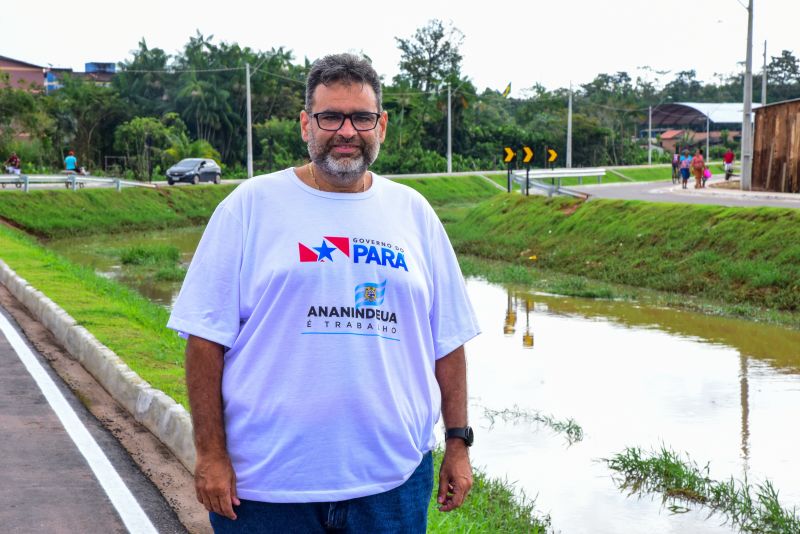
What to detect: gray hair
<box><xmin>305</xmin><ymin>53</ymin><xmax>382</xmax><ymax>112</ymax></box>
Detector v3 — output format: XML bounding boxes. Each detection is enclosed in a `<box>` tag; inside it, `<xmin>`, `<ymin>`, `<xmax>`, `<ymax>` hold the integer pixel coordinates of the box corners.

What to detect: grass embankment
<box><xmin>606</xmin><ymin>447</ymin><xmax>800</xmax><ymax>534</ymax></box>
<box><xmin>448</xmin><ymin>194</ymin><xmax>800</xmax><ymax>318</ymax></box>
<box><xmin>0</xmin><ymin>185</ymin><xmax>236</xmax><ymax>238</ymax></box>
<box><xmin>0</xmin><ymin>179</ymin><xmax>550</xmax><ymax>532</ymax></box>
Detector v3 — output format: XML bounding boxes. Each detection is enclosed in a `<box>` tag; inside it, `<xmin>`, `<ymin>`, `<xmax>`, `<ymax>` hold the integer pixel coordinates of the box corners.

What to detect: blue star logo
<box><xmin>314</xmin><ymin>240</ymin><xmax>336</xmax><ymax>262</ymax></box>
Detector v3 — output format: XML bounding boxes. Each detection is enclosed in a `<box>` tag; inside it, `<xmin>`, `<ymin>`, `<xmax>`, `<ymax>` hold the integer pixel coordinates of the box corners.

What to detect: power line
<box><xmin>121</xmin><ymin>67</ymin><xmax>244</xmax><ymax>73</ymax></box>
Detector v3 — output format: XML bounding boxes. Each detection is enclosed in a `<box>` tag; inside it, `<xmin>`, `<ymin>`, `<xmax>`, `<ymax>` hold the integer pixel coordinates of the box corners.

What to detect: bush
<box><xmin>120</xmin><ymin>245</ymin><xmax>180</xmax><ymax>265</ymax></box>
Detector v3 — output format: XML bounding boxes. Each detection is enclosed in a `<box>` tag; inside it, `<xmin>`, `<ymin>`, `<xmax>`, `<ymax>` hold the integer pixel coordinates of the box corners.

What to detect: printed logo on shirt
<box><xmin>355</xmin><ymin>280</ymin><xmax>386</xmax><ymax>309</ymax></box>
<box><xmin>298</xmin><ymin>236</ymin><xmax>350</xmax><ymax>262</ymax></box>
<box><xmin>303</xmin><ymin>280</ymin><xmax>399</xmax><ymax>341</ymax></box>
<box><xmin>298</xmin><ymin>236</ymin><xmax>409</xmax><ymax>272</ymax></box>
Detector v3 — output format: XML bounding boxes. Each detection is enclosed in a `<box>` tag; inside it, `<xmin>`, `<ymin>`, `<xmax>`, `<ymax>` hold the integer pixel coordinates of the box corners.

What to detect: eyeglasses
<box><xmin>311</xmin><ymin>111</ymin><xmax>381</xmax><ymax>132</ymax></box>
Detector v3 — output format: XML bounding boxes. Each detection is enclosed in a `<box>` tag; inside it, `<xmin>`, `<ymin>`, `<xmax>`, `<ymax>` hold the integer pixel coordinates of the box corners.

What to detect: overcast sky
<box><xmin>3</xmin><ymin>0</ymin><xmax>795</xmax><ymax>96</ymax></box>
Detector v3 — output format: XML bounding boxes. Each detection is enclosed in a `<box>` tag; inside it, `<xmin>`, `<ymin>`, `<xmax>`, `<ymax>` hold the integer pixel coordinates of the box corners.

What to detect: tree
<box><xmin>114</xmin><ymin>116</ymin><xmax>173</xmax><ymax>179</ymax></box>
<box><xmin>395</xmin><ymin>19</ymin><xmax>464</xmax><ymax>92</ymax></box>
<box><xmin>49</xmin><ymin>75</ymin><xmax>124</xmax><ymax>168</ymax></box>
<box><xmin>114</xmin><ymin>39</ymin><xmax>173</xmax><ymax>117</ymax></box>
<box><xmin>768</xmin><ymin>50</ymin><xmax>800</xmax><ymax>85</ymax></box>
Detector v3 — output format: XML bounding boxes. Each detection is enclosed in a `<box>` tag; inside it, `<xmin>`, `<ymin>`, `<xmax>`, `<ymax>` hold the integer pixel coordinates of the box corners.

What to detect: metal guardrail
<box><xmin>0</xmin><ymin>175</ymin><xmax>157</xmax><ymax>192</ymax></box>
<box><xmin>512</xmin><ymin>168</ymin><xmax>605</xmax><ymax>198</ymax></box>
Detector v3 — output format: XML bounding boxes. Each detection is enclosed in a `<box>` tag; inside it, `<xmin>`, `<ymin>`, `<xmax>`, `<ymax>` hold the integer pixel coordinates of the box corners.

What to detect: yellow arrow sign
<box><xmin>548</xmin><ymin>148</ymin><xmax>558</xmax><ymax>163</ymax></box>
<box><xmin>503</xmin><ymin>147</ymin><xmax>516</xmax><ymax>163</ymax></box>
<box><xmin>522</xmin><ymin>146</ymin><xmax>534</xmax><ymax>163</ymax></box>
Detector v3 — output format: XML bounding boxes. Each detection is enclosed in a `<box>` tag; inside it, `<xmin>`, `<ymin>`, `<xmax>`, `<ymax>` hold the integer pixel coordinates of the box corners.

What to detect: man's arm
<box><xmin>185</xmin><ymin>335</ymin><xmax>240</xmax><ymax>520</ymax></box>
<box><xmin>435</xmin><ymin>345</ymin><xmax>473</xmax><ymax>512</ymax></box>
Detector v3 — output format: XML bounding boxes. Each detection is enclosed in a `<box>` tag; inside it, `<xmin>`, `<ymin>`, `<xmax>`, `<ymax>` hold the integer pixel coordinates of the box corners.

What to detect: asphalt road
<box><xmin>0</xmin><ymin>304</ymin><xmax>188</xmax><ymax>534</ymax></box>
<box><xmin>570</xmin><ymin>177</ymin><xmax>800</xmax><ymax>209</ymax></box>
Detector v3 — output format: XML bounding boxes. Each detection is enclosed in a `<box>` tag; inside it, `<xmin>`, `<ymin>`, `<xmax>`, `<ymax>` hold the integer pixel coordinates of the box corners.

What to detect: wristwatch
<box><xmin>445</xmin><ymin>426</ymin><xmax>474</xmax><ymax>447</ymax></box>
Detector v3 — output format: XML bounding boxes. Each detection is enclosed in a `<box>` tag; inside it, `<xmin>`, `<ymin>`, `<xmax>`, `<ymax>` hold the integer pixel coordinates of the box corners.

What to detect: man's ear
<box><xmin>378</xmin><ymin>111</ymin><xmax>388</xmax><ymax>143</ymax></box>
<box><xmin>300</xmin><ymin>110</ymin><xmax>310</xmax><ymax>142</ymax></box>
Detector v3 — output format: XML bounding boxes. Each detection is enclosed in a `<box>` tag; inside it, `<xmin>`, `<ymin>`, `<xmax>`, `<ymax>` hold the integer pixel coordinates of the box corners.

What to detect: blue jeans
<box><xmin>210</xmin><ymin>452</ymin><xmax>433</xmax><ymax>533</ymax></box>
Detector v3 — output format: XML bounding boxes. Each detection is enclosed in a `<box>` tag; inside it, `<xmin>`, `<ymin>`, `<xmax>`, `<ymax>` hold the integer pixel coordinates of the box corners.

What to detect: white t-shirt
<box><xmin>168</xmin><ymin>168</ymin><xmax>480</xmax><ymax>503</ymax></box>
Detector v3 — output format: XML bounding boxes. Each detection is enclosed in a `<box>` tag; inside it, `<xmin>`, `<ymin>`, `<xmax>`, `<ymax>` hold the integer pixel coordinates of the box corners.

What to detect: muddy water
<box><xmin>47</xmin><ymin>229</ymin><xmax>800</xmax><ymax>533</ymax></box>
<box><xmin>46</xmin><ymin>227</ymin><xmax>205</xmax><ymax>307</ymax></box>
<box><xmin>467</xmin><ymin>279</ymin><xmax>800</xmax><ymax>533</ymax></box>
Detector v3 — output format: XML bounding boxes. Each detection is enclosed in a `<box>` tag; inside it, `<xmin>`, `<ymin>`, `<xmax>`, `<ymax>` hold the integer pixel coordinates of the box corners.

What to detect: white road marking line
<box><xmin>0</xmin><ymin>311</ymin><xmax>158</xmax><ymax>534</ymax></box>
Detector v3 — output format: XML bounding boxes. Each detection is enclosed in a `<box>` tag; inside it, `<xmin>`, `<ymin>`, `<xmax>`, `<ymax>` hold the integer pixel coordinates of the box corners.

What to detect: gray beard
<box><xmin>307</xmin><ymin>134</ymin><xmax>381</xmax><ymax>187</ymax></box>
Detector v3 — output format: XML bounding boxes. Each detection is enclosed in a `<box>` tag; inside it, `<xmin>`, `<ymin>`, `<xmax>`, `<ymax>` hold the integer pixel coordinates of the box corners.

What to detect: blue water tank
<box><xmin>85</xmin><ymin>62</ymin><xmax>116</xmax><ymax>74</ymax></box>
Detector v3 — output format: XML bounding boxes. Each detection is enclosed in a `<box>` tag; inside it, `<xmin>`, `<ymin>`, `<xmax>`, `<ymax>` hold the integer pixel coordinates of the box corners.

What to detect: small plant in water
<box><xmin>483</xmin><ymin>405</ymin><xmax>584</xmax><ymax>445</ymax></box>
<box><xmin>605</xmin><ymin>446</ymin><xmax>800</xmax><ymax>534</ymax></box>
<box><xmin>120</xmin><ymin>244</ymin><xmax>181</xmax><ymax>265</ymax></box>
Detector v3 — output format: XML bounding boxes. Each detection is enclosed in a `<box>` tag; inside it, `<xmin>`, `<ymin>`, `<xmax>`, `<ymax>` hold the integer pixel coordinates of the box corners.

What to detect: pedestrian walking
<box><xmin>168</xmin><ymin>53</ymin><xmax>481</xmax><ymax>533</ymax></box>
<box><xmin>679</xmin><ymin>149</ymin><xmax>692</xmax><ymax>189</ymax></box>
<box><xmin>691</xmin><ymin>148</ymin><xmax>706</xmax><ymax>189</ymax></box>
<box><xmin>671</xmin><ymin>150</ymin><xmax>680</xmax><ymax>184</ymax></box>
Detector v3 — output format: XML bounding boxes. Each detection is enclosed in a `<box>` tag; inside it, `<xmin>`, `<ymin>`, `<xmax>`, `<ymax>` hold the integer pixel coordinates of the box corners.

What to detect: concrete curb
<box><xmin>0</xmin><ymin>260</ymin><xmax>196</xmax><ymax>473</ymax></box>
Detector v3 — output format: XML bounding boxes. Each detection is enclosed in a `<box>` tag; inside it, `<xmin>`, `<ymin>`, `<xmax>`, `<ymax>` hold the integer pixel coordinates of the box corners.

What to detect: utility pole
<box><xmin>740</xmin><ymin>0</ymin><xmax>754</xmax><ymax>191</ymax></box>
<box><xmin>648</xmin><ymin>105</ymin><xmax>652</xmax><ymax>166</ymax></box>
<box><xmin>705</xmin><ymin>115</ymin><xmax>710</xmax><ymax>162</ymax></box>
<box><xmin>447</xmin><ymin>84</ymin><xmax>452</xmax><ymax>173</ymax></box>
<box><xmin>246</xmin><ymin>63</ymin><xmax>254</xmax><ymax>179</ymax></box>
<box><xmin>761</xmin><ymin>40</ymin><xmax>767</xmax><ymax>105</ymax></box>
<box><xmin>566</xmin><ymin>83</ymin><xmax>573</xmax><ymax>168</ymax></box>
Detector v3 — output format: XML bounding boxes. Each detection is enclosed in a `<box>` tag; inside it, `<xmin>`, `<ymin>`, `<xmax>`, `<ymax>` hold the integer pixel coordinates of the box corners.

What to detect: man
<box><xmin>4</xmin><ymin>152</ymin><xmax>21</xmax><ymax>175</ymax></box>
<box><xmin>723</xmin><ymin>148</ymin><xmax>735</xmax><ymax>180</ymax></box>
<box><xmin>168</xmin><ymin>53</ymin><xmax>480</xmax><ymax>533</ymax></box>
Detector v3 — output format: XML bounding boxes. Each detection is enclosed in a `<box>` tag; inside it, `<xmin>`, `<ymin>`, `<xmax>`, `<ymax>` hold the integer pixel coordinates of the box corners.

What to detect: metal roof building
<box><xmin>650</xmin><ymin>102</ymin><xmax>762</xmax><ymax>128</ymax></box>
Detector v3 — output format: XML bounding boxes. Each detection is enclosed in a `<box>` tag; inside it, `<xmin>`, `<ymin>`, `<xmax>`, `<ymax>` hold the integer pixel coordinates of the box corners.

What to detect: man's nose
<box><xmin>337</xmin><ymin>116</ymin><xmax>358</xmax><ymax>136</ymax></box>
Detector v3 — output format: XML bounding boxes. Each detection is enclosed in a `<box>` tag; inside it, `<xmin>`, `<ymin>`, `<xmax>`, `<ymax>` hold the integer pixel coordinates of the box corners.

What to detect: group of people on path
<box><xmin>672</xmin><ymin>147</ymin><xmax>735</xmax><ymax>190</ymax></box>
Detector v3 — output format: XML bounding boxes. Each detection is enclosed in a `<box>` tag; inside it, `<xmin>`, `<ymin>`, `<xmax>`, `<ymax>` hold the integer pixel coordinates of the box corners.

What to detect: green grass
<box><xmin>120</xmin><ymin>245</ymin><xmax>180</xmax><ymax>265</ymax></box>
<box><xmin>606</xmin><ymin>446</ymin><xmax>800</xmax><ymax>534</ymax></box>
<box><xmin>0</xmin><ymin>224</ymin><xmax>188</xmax><ymax>405</ymax></box>
<box><xmin>483</xmin><ymin>406</ymin><xmax>584</xmax><ymax>445</ymax></box>
<box><xmin>447</xmin><ymin>194</ymin><xmax>800</xmax><ymax>313</ymax></box>
<box><xmin>429</xmin><ymin>449</ymin><xmax>551</xmax><ymax>533</ymax></box>
<box><xmin>0</xmin><ymin>185</ymin><xmax>236</xmax><ymax>238</ymax></box>
<box><xmin>393</xmin><ymin>175</ymin><xmax>502</xmax><ymax>206</ymax></box>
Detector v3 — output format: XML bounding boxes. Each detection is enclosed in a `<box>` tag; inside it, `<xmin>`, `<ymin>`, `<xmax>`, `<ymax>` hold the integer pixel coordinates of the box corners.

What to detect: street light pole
<box><xmin>741</xmin><ymin>0</ymin><xmax>754</xmax><ymax>191</ymax></box>
<box><xmin>648</xmin><ymin>105</ymin><xmax>652</xmax><ymax>166</ymax></box>
<box><xmin>566</xmin><ymin>83</ymin><xmax>573</xmax><ymax>168</ymax></box>
<box><xmin>761</xmin><ymin>40</ymin><xmax>767</xmax><ymax>105</ymax></box>
<box><xmin>246</xmin><ymin>63</ymin><xmax>254</xmax><ymax>179</ymax></box>
<box><xmin>447</xmin><ymin>84</ymin><xmax>452</xmax><ymax>174</ymax></box>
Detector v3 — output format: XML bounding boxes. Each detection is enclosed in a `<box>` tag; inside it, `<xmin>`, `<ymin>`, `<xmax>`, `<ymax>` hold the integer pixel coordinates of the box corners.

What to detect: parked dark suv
<box><xmin>166</xmin><ymin>158</ymin><xmax>222</xmax><ymax>185</ymax></box>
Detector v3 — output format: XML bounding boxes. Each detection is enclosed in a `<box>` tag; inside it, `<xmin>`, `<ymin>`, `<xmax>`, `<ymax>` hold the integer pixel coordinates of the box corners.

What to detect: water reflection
<box><xmin>503</xmin><ymin>292</ymin><xmax>535</xmax><ymax>348</ymax></box>
<box><xmin>470</xmin><ymin>283</ymin><xmax>799</xmax><ymax>534</ymax></box>
<box><xmin>740</xmin><ymin>352</ymin><xmax>750</xmax><ymax>469</ymax></box>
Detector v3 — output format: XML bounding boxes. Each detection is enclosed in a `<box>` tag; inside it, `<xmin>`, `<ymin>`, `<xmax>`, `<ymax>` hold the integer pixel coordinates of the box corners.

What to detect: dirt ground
<box><xmin>0</xmin><ymin>284</ymin><xmax>211</xmax><ymax>534</ymax></box>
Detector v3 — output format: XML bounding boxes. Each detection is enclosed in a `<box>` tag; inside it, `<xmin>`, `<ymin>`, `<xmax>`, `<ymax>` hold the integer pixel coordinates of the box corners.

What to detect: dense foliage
<box><xmin>2</xmin><ymin>21</ymin><xmax>799</xmax><ymax>178</ymax></box>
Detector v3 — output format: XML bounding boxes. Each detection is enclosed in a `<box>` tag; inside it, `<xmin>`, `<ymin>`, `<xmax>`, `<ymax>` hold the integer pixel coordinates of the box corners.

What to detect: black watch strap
<box><xmin>444</xmin><ymin>426</ymin><xmax>474</xmax><ymax>447</ymax></box>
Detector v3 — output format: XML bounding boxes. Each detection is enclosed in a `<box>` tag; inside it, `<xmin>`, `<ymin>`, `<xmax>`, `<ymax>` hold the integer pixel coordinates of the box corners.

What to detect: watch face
<box><xmin>465</xmin><ymin>426</ymin><xmax>474</xmax><ymax>445</ymax></box>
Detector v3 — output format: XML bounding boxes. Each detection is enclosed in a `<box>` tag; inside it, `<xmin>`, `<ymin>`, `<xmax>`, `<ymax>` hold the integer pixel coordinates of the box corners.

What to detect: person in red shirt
<box><xmin>723</xmin><ymin>149</ymin><xmax>735</xmax><ymax>180</ymax></box>
<box><xmin>4</xmin><ymin>152</ymin><xmax>21</xmax><ymax>175</ymax></box>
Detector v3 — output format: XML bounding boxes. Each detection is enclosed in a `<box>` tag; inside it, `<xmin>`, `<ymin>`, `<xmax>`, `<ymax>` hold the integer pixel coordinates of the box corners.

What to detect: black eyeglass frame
<box><xmin>311</xmin><ymin>111</ymin><xmax>382</xmax><ymax>132</ymax></box>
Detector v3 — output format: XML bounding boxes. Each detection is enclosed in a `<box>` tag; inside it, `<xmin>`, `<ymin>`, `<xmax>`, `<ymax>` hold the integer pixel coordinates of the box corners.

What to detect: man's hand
<box><xmin>185</xmin><ymin>335</ymin><xmax>238</xmax><ymax>519</ymax></box>
<box><xmin>195</xmin><ymin>452</ymin><xmax>240</xmax><ymax>520</ymax></box>
<box><xmin>437</xmin><ymin>441</ymin><xmax>473</xmax><ymax>512</ymax></box>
